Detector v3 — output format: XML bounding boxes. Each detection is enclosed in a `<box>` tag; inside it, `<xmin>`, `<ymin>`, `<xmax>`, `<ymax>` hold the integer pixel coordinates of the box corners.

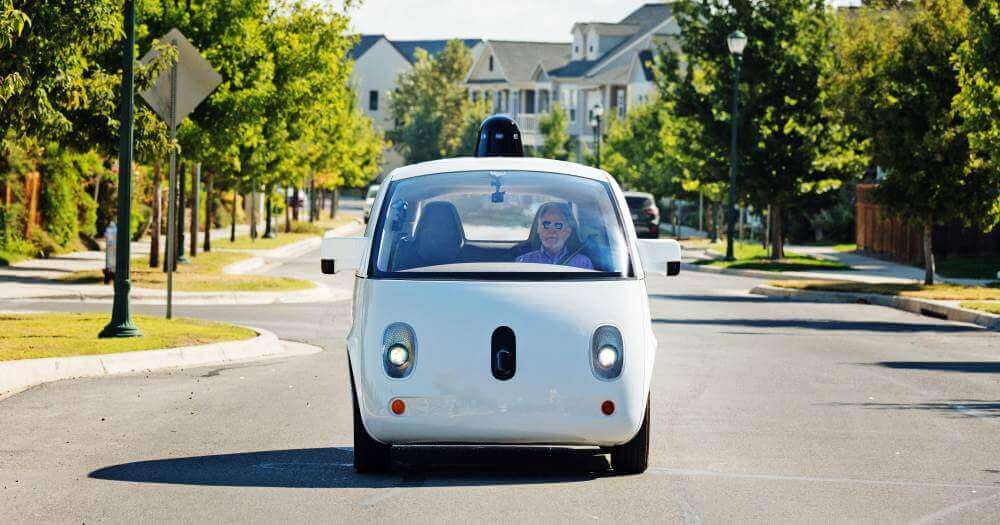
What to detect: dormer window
<box><xmin>574</xmin><ymin>45</ymin><xmax>579</xmax><ymax>53</ymax></box>
<box><xmin>589</xmin><ymin>45</ymin><xmax>594</xmax><ymax>53</ymax></box>
<box><xmin>489</xmin><ymin>56</ymin><xmax>494</xmax><ymax>72</ymax></box>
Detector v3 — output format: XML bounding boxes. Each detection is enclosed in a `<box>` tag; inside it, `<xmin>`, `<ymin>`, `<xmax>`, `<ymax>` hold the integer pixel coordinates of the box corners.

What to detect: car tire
<box><xmin>610</xmin><ymin>395</ymin><xmax>650</xmax><ymax>474</ymax></box>
<box><xmin>349</xmin><ymin>359</ymin><xmax>391</xmax><ymax>473</ymax></box>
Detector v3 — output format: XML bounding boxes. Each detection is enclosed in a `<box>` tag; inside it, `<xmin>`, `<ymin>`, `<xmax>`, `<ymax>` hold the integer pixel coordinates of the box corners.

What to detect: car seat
<box><xmin>397</xmin><ymin>201</ymin><xmax>465</xmax><ymax>270</ymax></box>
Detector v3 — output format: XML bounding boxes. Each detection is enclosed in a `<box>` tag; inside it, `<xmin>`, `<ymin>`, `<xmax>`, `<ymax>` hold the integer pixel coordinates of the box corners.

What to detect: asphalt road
<box><xmin>1</xmin><ymin>232</ymin><xmax>998</xmax><ymax>522</ymax></box>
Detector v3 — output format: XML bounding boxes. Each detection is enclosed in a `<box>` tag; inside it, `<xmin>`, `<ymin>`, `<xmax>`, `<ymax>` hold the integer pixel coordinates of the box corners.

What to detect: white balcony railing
<box><xmin>516</xmin><ymin>114</ymin><xmax>539</xmax><ymax>133</ymax></box>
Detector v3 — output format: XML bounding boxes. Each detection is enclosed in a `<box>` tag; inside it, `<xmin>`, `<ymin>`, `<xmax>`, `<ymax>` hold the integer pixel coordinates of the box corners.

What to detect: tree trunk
<box><xmin>177</xmin><ymin>162</ymin><xmax>186</xmax><ymax>260</ymax></box>
<box><xmin>292</xmin><ymin>186</ymin><xmax>300</xmax><ymax>222</ymax></box>
<box><xmin>708</xmin><ymin>201</ymin><xmax>718</xmax><ymax>243</ymax></box>
<box><xmin>190</xmin><ymin>165</ymin><xmax>199</xmax><ymax>257</ymax></box>
<box><xmin>923</xmin><ymin>218</ymin><xmax>935</xmax><ymax>285</ymax></box>
<box><xmin>203</xmin><ymin>171</ymin><xmax>213</xmax><ymax>252</ymax></box>
<box><xmin>330</xmin><ymin>187</ymin><xmax>339</xmax><ymax>219</ymax></box>
<box><xmin>264</xmin><ymin>183</ymin><xmax>274</xmax><ymax>238</ymax></box>
<box><xmin>284</xmin><ymin>186</ymin><xmax>292</xmax><ymax>233</ymax></box>
<box><xmin>763</xmin><ymin>206</ymin><xmax>771</xmax><ymax>251</ymax></box>
<box><xmin>770</xmin><ymin>202</ymin><xmax>784</xmax><ymax>260</ymax></box>
<box><xmin>149</xmin><ymin>161</ymin><xmax>162</xmax><ymax>268</ymax></box>
<box><xmin>230</xmin><ymin>188</ymin><xmax>237</xmax><ymax>242</ymax></box>
<box><xmin>308</xmin><ymin>175</ymin><xmax>316</xmax><ymax>223</ymax></box>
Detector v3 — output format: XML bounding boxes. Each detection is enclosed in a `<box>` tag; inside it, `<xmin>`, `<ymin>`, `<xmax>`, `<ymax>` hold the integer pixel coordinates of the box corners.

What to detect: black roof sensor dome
<box><xmin>474</xmin><ymin>114</ymin><xmax>524</xmax><ymax>157</ymax></box>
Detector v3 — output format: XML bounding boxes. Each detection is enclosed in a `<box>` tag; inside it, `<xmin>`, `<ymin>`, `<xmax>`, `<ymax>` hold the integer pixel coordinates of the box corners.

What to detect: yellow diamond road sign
<box><xmin>139</xmin><ymin>28</ymin><xmax>222</xmax><ymax>126</ymax></box>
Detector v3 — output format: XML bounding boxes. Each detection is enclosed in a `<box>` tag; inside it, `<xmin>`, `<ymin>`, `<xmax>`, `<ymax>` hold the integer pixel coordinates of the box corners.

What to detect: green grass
<box><xmin>960</xmin><ymin>302</ymin><xmax>1000</xmax><ymax>315</ymax></box>
<box><xmin>62</xmin><ymin>250</ymin><xmax>315</xmax><ymax>292</ymax></box>
<box><xmin>832</xmin><ymin>243</ymin><xmax>857</xmax><ymax>253</ymax></box>
<box><xmin>0</xmin><ymin>313</ymin><xmax>255</xmax><ymax>361</ymax></box>
<box><xmin>697</xmin><ymin>242</ymin><xmax>852</xmax><ymax>272</ymax></box>
<box><xmin>222</xmin><ymin>232</ymin><xmax>315</xmax><ymax>250</ymax></box>
<box><xmin>220</xmin><ymin>216</ymin><xmax>357</xmax><ymax>250</ymax></box>
<box><xmin>0</xmin><ymin>249</ymin><xmax>29</xmax><ymax>267</ymax></box>
<box><xmin>934</xmin><ymin>256</ymin><xmax>1000</xmax><ymax>280</ymax></box>
<box><xmin>771</xmin><ymin>280</ymin><xmax>1000</xmax><ymax>301</ymax></box>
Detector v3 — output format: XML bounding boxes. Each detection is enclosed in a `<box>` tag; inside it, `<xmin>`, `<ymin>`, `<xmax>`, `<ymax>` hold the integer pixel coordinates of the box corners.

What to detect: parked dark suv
<box><xmin>624</xmin><ymin>191</ymin><xmax>660</xmax><ymax>239</ymax></box>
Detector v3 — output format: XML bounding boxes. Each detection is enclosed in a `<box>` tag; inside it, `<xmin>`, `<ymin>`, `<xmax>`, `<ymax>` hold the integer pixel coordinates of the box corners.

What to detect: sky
<box><xmin>333</xmin><ymin>0</ymin><xmax>860</xmax><ymax>42</ymax></box>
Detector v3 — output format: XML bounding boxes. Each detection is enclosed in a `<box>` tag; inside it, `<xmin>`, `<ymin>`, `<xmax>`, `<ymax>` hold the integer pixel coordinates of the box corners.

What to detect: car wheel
<box><xmin>349</xmin><ymin>359</ymin><xmax>391</xmax><ymax>473</ymax></box>
<box><xmin>610</xmin><ymin>395</ymin><xmax>650</xmax><ymax>474</ymax></box>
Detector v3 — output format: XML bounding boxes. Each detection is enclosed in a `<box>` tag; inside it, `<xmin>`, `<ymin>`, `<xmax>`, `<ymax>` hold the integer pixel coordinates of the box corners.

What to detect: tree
<box><xmin>538</xmin><ymin>103</ymin><xmax>571</xmax><ymax>161</ymax></box>
<box><xmin>388</xmin><ymin>40</ymin><xmax>480</xmax><ymax>163</ymax></box>
<box><xmin>829</xmin><ymin>0</ymin><xmax>989</xmax><ymax>284</ymax></box>
<box><xmin>954</xmin><ymin>0</ymin><xmax>1000</xmax><ymax>233</ymax></box>
<box><xmin>660</xmin><ymin>0</ymin><xmax>860</xmax><ymax>259</ymax></box>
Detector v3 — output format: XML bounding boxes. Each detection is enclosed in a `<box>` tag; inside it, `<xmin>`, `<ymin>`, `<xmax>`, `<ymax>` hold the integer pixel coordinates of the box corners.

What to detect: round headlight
<box><xmin>387</xmin><ymin>344</ymin><xmax>409</xmax><ymax>367</ymax></box>
<box><xmin>597</xmin><ymin>345</ymin><xmax>618</xmax><ymax>368</ymax></box>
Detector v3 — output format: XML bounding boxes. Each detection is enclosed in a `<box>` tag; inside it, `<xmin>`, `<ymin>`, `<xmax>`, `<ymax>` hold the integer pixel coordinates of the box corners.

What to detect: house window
<box><xmin>589</xmin><ymin>45</ymin><xmax>594</xmax><ymax>53</ymax></box>
<box><xmin>369</xmin><ymin>90</ymin><xmax>378</xmax><ymax>111</ymax></box>
<box><xmin>574</xmin><ymin>45</ymin><xmax>579</xmax><ymax>54</ymax></box>
<box><xmin>489</xmin><ymin>56</ymin><xmax>494</xmax><ymax>71</ymax></box>
<box><xmin>525</xmin><ymin>90</ymin><xmax>536</xmax><ymax>114</ymax></box>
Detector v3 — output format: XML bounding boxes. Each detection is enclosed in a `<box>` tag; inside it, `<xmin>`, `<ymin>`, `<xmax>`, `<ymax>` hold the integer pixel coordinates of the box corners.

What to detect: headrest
<box><xmin>414</xmin><ymin>201</ymin><xmax>465</xmax><ymax>265</ymax></box>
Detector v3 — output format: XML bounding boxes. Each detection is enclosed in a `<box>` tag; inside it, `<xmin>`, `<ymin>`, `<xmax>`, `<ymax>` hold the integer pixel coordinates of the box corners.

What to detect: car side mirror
<box><xmin>321</xmin><ymin>234</ymin><xmax>368</xmax><ymax>274</ymax></box>
<box><xmin>637</xmin><ymin>239</ymin><xmax>681</xmax><ymax>276</ymax></box>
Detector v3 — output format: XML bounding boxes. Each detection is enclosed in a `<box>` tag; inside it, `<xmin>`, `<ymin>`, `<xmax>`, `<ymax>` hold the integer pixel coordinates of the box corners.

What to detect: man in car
<box><xmin>516</xmin><ymin>202</ymin><xmax>594</xmax><ymax>269</ymax></box>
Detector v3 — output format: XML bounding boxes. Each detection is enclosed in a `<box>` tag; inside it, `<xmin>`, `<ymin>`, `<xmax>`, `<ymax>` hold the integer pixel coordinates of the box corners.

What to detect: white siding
<box><xmin>351</xmin><ymin>38</ymin><xmax>411</xmax><ymax>132</ymax></box>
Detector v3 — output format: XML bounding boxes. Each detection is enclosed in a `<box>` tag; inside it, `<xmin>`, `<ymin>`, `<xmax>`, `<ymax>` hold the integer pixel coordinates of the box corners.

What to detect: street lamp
<box><xmin>100</xmin><ymin>0</ymin><xmax>141</xmax><ymax>338</ymax></box>
<box><xmin>591</xmin><ymin>102</ymin><xmax>604</xmax><ymax>169</ymax></box>
<box><xmin>724</xmin><ymin>30</ymin><xmax>747</xmax><ymax>262</ymax></box>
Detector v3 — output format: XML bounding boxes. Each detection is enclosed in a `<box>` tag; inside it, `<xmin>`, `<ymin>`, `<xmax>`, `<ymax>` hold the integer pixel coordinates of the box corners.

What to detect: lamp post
<box><xmin>724</xmin><ymin>30</ymin><xmax>747</xmax><ymax>262</ymax></box>
<box><xmin>590</xmin><ymin>102</ymin><xmax>604</xmax><ymax>169</ymax></box>
<box><xmin>100</xmin><ymin>0</ymin><xmax>141</xmax><ymax>338</ymax></box>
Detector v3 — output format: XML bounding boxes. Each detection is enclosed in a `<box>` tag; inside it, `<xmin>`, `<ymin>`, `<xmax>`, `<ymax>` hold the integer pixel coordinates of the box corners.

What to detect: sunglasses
<box><xmin>541</xmin><ymin>221</ymin><xmax>566</xmax><ymax>231</ymax></box>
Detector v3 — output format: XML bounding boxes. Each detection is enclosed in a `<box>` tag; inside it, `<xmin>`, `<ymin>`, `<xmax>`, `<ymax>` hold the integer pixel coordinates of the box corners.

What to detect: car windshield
<box><xmin>370</xmin><ymin>170</ymin><xmax>631</xmax><ymax>278</ymax></box>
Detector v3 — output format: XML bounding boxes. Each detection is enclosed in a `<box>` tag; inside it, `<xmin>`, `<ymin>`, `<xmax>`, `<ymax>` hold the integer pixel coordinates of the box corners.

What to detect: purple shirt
<box><xmin>516</xmin><ymin>247</ymin><xmax>594</xmax><ymax>270</ymax></box>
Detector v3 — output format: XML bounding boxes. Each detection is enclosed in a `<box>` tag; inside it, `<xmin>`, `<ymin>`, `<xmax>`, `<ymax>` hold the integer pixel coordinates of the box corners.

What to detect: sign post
<box><xmin>100</xmin><ymin>0</ymin><xmax>142</xmax><ymax>338</ymax></box>
<box><xmin>139</xmin><ymin>28</ymin><xmax>221</xmax><ymax>319</ymax></box>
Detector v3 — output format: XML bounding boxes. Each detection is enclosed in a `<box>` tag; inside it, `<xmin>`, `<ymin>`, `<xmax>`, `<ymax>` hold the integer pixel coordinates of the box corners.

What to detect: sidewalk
<box><xmin>681</xmin><ymin>242</ymin><xmax>993</xmax><ymax>286</ymax></box>
<box><xmin>786</xmin><ymin>245</ymin><xmax>993</xmax><ymax>286</ymax></box>
<box><xmin>0</xmin><ymin>220</ymin><xmax>360</xmax><ymax>304</ymax></box>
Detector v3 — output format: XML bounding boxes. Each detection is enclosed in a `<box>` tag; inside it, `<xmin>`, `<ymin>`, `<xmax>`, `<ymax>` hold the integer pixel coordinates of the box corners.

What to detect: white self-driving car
<box><xmin>322</xmin><ymin>157</ymin><xmax>680</xmax><ymax>474</ymax></box>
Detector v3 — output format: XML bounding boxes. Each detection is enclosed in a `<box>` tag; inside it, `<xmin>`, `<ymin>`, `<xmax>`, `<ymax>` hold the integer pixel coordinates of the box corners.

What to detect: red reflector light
<box><xmin>390</xmin><ymin>399</ymin><xmax>406</xmax><ymax>415</ymax></box>
<box><xmin>601</xmin><ymin>400</ymin><xmax>615</xmax><ymax>416</ymax></box>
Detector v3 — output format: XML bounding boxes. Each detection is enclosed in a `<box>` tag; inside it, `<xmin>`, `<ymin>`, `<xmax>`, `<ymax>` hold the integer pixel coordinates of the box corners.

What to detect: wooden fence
<box><xmin>856</xmin><ymin>183</ymin><xmax>1000</xmax><ymax>264</ymax></box>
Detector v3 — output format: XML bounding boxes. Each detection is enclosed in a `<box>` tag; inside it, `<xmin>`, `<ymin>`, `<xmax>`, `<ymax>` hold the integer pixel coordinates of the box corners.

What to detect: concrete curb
<box><xmin>749</xmin><ymin>284</ymin><xmax>1000</xmax><ymax>330</ymax></box>
<box><xmin>0</xmin><ymin>326</ymin><xmax>322</xmax><ymax>399</ymax></box>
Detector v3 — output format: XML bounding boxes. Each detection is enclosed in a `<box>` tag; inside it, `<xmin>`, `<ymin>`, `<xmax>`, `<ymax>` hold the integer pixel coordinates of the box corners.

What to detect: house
<box><xmin>464</xmin><ymin>3</ymin><xmax>679</xmax><ymax>159</ymax></box>
<box><xmin>350</xmin><ymin>35</ymin><xmax>484</xmax><ymax>174</ymax></box>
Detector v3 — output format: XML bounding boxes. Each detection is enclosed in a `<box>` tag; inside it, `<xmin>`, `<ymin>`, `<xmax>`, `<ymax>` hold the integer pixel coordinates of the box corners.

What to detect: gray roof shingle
<box><xmin>487</xmin><ymin>41</ymin><xmax>571</xmax><ymax>82</ymax></box>
<box><xmin>350</xmin><ymin>36</ymin><xmax>482</xmax><ymax>64</ymax></box>
<box><xmin>393</xmin><ymin>38</ymin><xmax>482</xmax><ymax>64</ymax></box>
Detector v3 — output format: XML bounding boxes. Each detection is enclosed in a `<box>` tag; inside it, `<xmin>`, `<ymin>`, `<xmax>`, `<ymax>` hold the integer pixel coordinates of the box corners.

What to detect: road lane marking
<box><xmin>648</xmin><ymin>467</ymin><xmax>1000</xmax><ymax>490</ymax></box>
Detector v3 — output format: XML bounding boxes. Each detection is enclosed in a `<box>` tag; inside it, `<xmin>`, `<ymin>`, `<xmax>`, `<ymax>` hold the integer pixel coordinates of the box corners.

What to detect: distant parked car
<box><xmin>364</xmin><ymin>184</ymin><xmax>380</xmax><ymax>223</ymax></box>
<box><xmin>624</xmin><ymin>191</ymin><xmax>659</xmax><ymax>239</ymax></box>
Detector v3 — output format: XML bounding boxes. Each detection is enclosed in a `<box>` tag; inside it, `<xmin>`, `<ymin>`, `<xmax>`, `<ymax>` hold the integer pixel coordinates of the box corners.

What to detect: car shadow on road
<box><xmin>871</xmin><ymin>361</ymin><xmax>1000</xmax><ymax>373</ymax></box>
<box><xmin>652</xmin><ymin>318</ymin><xmax>983</xmax><ymax>333</ymax></box>
<box><xmin>648</xmin><ymin>294</ymin><xmax>773</xmax><ymax>303</ymax></box>
<box><xmin>828</xmin><ymin>400</ymin><xmax>1000</xmax><ymax>418</ymax></box>
<box><xmin>89</xmin><ymin>446</ymin><xmax>615</xmax><ymax>488</ymax></box>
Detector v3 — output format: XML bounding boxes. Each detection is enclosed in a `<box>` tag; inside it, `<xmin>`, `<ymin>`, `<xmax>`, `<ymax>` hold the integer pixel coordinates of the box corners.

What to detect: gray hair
<box><xmin>533</xmin><ymin>201</ymin><xmax>580</xmax><ymax>238</ymax></box>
